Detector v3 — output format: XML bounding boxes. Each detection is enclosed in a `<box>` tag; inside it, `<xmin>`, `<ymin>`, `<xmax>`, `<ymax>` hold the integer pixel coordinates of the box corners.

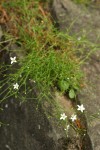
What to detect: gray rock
<box><xmin>51</xmin><ymin>0</ymin><xmax>100</xmax><ymax>150</ymax></box>
<box><xmin>51</xmin><ymin>0</ymin><xmax>100</xmax><ymax>41</ymax></box>
<box><xmin>0</xmin><ymin>0</ymin><xmax>99</xmax><ymax>149</ymax></box>
<box><xmin>0</xmin><ymin>44</ymin><xmax>79</xmax><ymax>150</ymax></box>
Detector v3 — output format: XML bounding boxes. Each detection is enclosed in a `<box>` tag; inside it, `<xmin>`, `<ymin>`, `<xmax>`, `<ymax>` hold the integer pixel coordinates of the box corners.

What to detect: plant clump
<box><xmin>0</xmin><ymin>0</ymin><xmax>92</xmax><ymax>104</ymax></box>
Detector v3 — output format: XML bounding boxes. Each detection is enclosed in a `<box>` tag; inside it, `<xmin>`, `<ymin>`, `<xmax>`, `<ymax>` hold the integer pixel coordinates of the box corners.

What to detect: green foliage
<box><xmin>0</xmin><ymin>0</ymin><xmax>99</xmax><ymax>139</ymax></box>
<box><xmin>69</xmin><ymin>89</ymin><xmax>76</xmax><ymax>99</ymax></box>
<box><xmin>58</xmin><ymin>80</ymin><xmax>69</xmax><ymax>93</ymax></box>
<box><xmin>72</xmin><ymin>0</ymin><xmax>91</xmax><ymax>5</ymax></box>
<box><xmin>0</xmin><ymin>0</ymin><xmax>97</xmax><ymax>103</ymax></box>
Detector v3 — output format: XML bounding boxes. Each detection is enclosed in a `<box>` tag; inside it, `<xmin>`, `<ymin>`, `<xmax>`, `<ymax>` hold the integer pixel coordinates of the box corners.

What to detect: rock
<box><xmin>0</xmin><ymin>41</ymin><xmax>92</xmax><ymax>149</ymax></box>
<box><xmin>0</xmin><ymin>0</ymin><xmax>99</xmax><ymax>149</ymax></box>
<box><xmin>51</xmin><ymin>0</ymin><xmax>100</xmax><ymax>42</ymax></box>
<box><xmin>51</xmin><ymin>0</ymin><xmax>81</xmax><ymax>30</ymax></box>
<box><xmin>51</xmin><ymin>0</ymin><xmax>100</xmax><ymax>150</ymax></box>
<box><xmin>0</xmin><ymin>98</ymin><xmax>63</xmax><ymax>150</ymax></box>
<box><xmin>0</xmin><ymin>42</ymin><xmax>63</xmax><ymax>150</ymax></box>
<box><xmin>78</xmin><ymin>52</ymin><xmax>100</xmax><ymax>150</ymax></box>
<box><xmin>0</xmin><ymin>42</ymin><xmax>82</xmax><ymax>150</ymax></box>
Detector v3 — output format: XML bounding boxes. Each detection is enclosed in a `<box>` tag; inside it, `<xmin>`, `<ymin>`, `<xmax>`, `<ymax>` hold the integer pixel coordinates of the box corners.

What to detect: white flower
<box><xmin>5</xmin><ymin>104</ymin><xmax>8</xmax><ymax>108</ymax></box>
<box><xmin>13</xmin><ymin>83</ymin><xmax>19</xmax><ymax>90</ymax></box>
<box><xmin>65</xmin><ymin>125</ymin><xmax>70</xmax><ymax>131</ymax></box>
<box><xmin>77</xmin><ymin>104</ymin><xmax>85</xmax><ymax>113</ymax></box>
<box><xmin>77</xmin><ymin>37</ymin><xmax>81</xmax><ymax>41</ymax></box>
<box><xmin>20</xmin><ymin>74</ymin><xmax>22</xmax><ymax>77</ymax></box>
<box><xmin>67</xmin><ymin>125</ymin><xmax>70</xmax><ymax>130</ymax></box>
<box><xmin>5</xmin><ymin>145</ymin><xmax>11</xmax><ymax>149</ymax></box>
<box><xmin>70</xmin><ymin>114</ymin><xmax>77</xmax><ymax>122</ymax></box>
<box><xmin>60</xmin><ymin>113</ymin><xmax>67</xmax><ymax>120</ymax></box>
<box><xmin>10</xmin><ymin>56</ymin><xmax>17</xmax><ymax>64</ymax></box>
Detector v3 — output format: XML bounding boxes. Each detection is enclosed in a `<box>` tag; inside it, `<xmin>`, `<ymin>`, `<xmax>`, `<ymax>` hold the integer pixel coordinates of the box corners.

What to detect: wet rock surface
<box><xmin>51</xmin><ymin>0</ymin><xmax>100</xmax><ymax>149</ymax></box>
<box><xmin>0</xmin><ymin>98</ymin><xmax>62</xmax><ymax>150</ymax></box>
